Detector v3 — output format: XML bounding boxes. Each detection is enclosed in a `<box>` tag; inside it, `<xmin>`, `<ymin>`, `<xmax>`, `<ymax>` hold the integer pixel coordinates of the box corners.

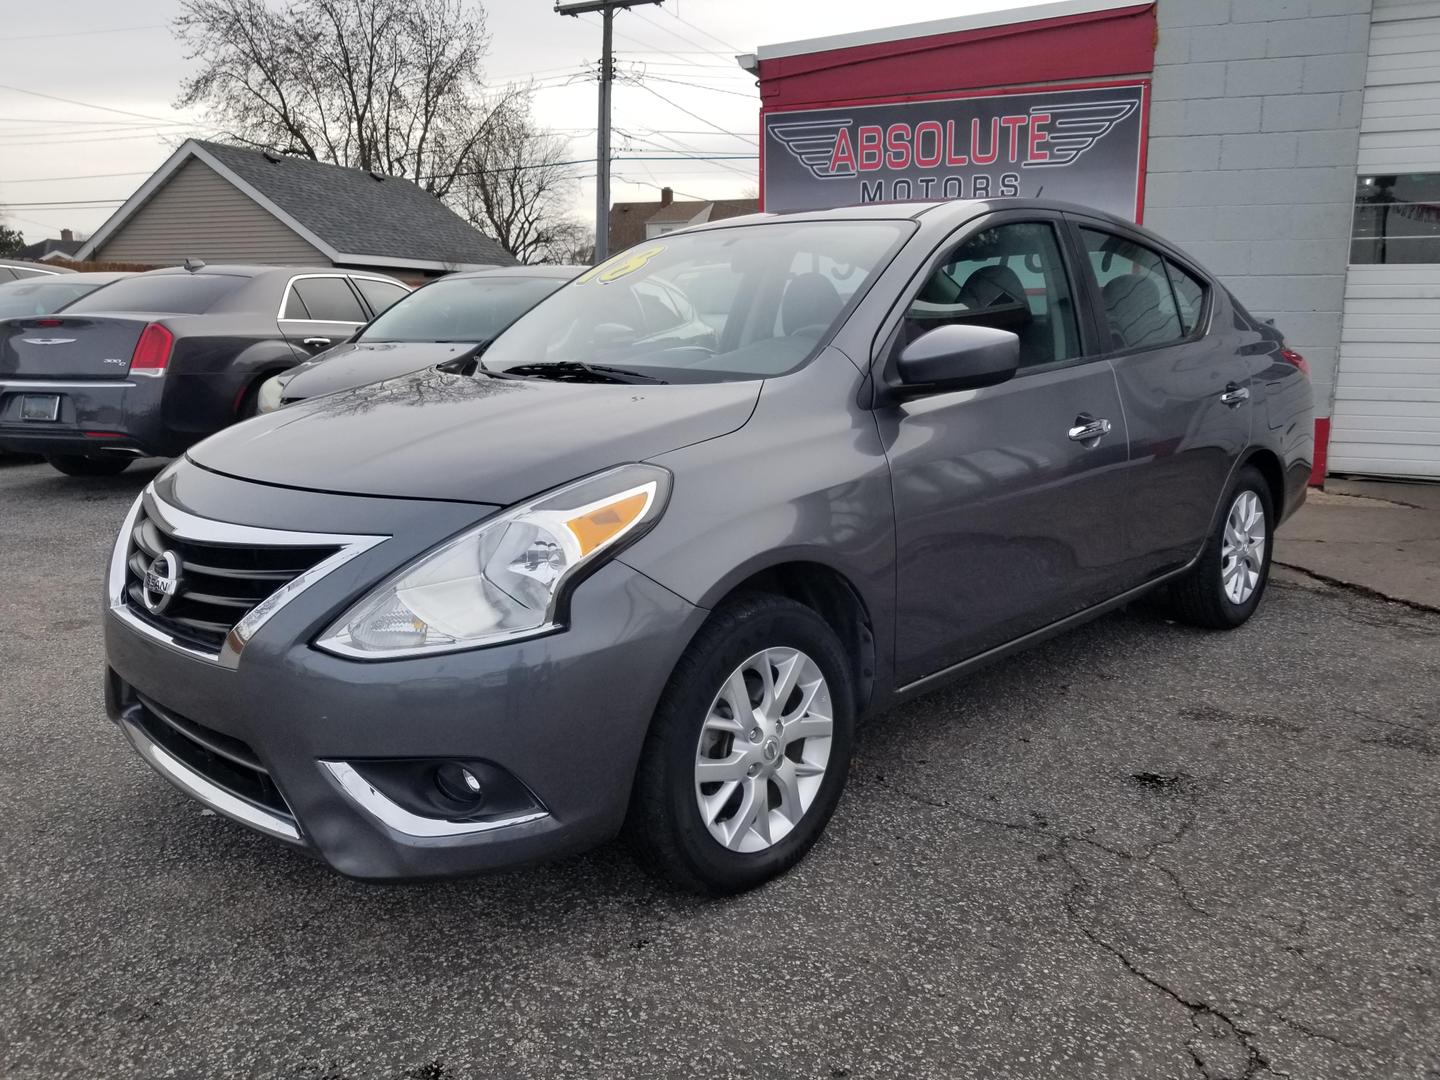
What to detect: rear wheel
<box><xmin>627</xmin><ymin>594</ymin><xmax>855</xmax><ymax>895</ymax></box>
<box><xmin>1162</xmin><ymin>465</ymin><xmax>1273</xmax><ymax>629</ymax></box>
<box><xmin>46</xmin><ymin>454</ymin><xmax>131</xmax><ymax>477</ymax></box>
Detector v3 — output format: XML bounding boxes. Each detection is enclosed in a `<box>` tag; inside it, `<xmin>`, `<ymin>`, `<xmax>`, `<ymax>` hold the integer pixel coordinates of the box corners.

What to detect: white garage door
<box><xmin>1330</xmin><ymin>0</ymin><xmax>1440</xmax><ymax>479</ymax></box>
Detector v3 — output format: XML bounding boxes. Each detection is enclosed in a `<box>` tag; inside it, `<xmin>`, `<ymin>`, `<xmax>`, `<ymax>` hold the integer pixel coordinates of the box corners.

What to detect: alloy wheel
<box><xmin>1221</xmin><ymin>489</ymin><xmax>1267</xmax><ymax>605</ymax></box>
<box><xmin>693</xmin><ymin>647</ymin><xmax>834</xmax><ymax>853</ymax></box>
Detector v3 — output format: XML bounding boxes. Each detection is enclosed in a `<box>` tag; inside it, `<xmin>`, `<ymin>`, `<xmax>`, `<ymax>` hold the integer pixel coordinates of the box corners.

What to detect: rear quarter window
<box><xmin>62</xmin><ymin>274</ymin><xmax>248</xmax><ymax>315</ymax></box>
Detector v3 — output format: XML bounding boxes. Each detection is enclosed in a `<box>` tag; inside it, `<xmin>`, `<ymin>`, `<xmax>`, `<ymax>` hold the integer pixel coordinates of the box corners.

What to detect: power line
<box><xmin>627</xmin><ymin>80</ymin><xmax>757</xmax><ymax>144</ymax></box>
<box><xmin>0</xmin><ymin>83</ymin><xmax>193</xmax><ymax>126</ymax></box>
<box><xmin>7</xmin><ymin>24</ymin><xmax>166</xmax><ymax>42</ymax></box>
<box><xmin>662</xmin><ymin>8</ymin><xmax>743</xmax><ymax>55</ymax></box>
<box><xmin>639</xmin><ymin>73</ymin><xmax>755</xmax><ymax>100</ymax></box>
<box><xmin>0</xmin><ymin>170</ymin><xmax>153</xmax><ymax>184</ymax></box>
<box><xmin>631</xmin><ymin>8</ymin><xmax>735</xmax><ymax>62</ymax></box>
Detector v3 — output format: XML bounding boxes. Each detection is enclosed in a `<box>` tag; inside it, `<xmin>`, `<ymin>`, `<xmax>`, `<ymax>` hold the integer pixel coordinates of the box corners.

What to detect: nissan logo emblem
<box><xmin>142</xmin><ymin>550</ymin><xmax>183</xmax><ymax>614</ymax></box>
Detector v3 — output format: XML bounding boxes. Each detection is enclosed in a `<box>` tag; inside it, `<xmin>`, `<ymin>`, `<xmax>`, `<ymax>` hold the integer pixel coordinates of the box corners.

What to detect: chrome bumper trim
<box><xmin>320</xmin><ymin>761</ymin><xmax>549</xmax><ymax>838</ymax></box>
<box><xmin>0</xmin><ymin>379</ymin><xmax>135</xmax><ymax>390</ymax></box>
<box><xmin>118</xmin><ymin>715</ymin><xmax>302</xmax><ymax>843</ymax></box>
<box><xmin>106</xmin><ymin>486</ymin><xmax>388</xmax><ymax>668</ymax></box>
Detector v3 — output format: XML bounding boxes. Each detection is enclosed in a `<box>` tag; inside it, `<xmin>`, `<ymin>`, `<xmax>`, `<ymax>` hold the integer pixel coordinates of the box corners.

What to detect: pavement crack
<box><xmin>1054</xmin><ymin>839</ymin><xmax>1287</xmax><ymax>1080</ymax></box>
<box><xmin>1274</xmin><ymin>561</ymin><xmax>1440</xmax><ymax>616</ymax></box>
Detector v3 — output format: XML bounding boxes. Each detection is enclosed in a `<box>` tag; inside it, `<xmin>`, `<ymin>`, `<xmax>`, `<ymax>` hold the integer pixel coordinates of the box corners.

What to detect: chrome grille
<box><xmin>123</xmin><ymin>507</ymin><xmax>338</xmax><ymax>653</ymax></box>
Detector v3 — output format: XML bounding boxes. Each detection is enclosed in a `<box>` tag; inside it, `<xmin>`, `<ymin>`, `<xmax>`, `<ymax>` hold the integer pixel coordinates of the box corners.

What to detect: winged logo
<box><xmin>769</xmin><ymin>119</ymin><xmax>854</xmax><ymax>179</ymax></box>
<box><xmin>1025</xmin><ymin>100</ymin><xmax>1138</xmax><ymax>168</ymax></box>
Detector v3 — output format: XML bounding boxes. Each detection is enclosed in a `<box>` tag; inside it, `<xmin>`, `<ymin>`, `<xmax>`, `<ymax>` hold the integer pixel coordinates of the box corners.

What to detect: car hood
<box><xmin>189</xmin><ymin>367</ymin><xmax>761</xmax><ymax>505</ymax></box>
<box><xmin>280</xmin><ymin>340</ymin><xmax>475</xmax><ymax>401</ymax></box>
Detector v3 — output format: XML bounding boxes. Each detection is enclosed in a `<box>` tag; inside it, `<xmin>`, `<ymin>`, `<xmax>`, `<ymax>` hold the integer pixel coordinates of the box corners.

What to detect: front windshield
<box><xmin>481</xmin><ymin>221</ymin><xmax>911</xmax><ymax>383</ymax></box>
<box><xmin>360</xmin><ymin>276</ymin><xmax>566</xmax><ymax>344</ymax></box>
<box><xmin>0</xmin><ymin>279</ymin><xmax>106</xmax><ymax>317</ymax></box>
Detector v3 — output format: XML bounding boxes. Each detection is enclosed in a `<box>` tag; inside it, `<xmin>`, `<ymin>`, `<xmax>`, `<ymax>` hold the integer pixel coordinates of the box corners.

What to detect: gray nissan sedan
<box><xmin>104</xmin><ymin>200</ymin><xmax>1313</xmax><ymax>894</ymax></box>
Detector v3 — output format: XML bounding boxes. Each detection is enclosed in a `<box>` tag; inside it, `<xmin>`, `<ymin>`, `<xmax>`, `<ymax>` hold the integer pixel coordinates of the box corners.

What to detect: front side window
<box><xmin>481</xmin><ymin>221</ymin><xmax>911</xmax><ymax>383</ymax></box>
<box><xmin>901</xmin><ymin>221</ymin><xmax>1082</xmax><ymax>368</ymax></box>
<box><xmin>1081</xmin><ymin>228</ymin><xmax>1185</xmax><ymax>350</ymax></box>
<box><xmin>354</xmin><ymin>278</ymin><xmax>409</xmax><ymax>316</ymax></box>
<box><xmin>1353</xmin><ymin>174</ymin><xmax>1440</xmax><ymax>264</ymax></box>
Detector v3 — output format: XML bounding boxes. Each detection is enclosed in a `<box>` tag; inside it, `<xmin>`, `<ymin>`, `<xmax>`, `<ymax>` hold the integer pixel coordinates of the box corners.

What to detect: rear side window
<box><xmin>1080</xmin><ymin>228</ymin><xmax>1184</xmax><ymax>350</ymax></box>
<box><xmin>289</xmin><ymin>277</ymin><xmax>366</xmax><ymax>322</ymax></box>
<box><xmin>353</xmin><ymin>278</ymin><xmax>408</xmax><ymax>316</ymax></box>
<box><xmin>1165</xmin><ymin>259</ymin><xmax>1208</xmax><ymax>335</ymax></box>
<box><xmin>62</xmin><ymin>274</ymin><xmax>247</xmax><ymax>315</ymax></box>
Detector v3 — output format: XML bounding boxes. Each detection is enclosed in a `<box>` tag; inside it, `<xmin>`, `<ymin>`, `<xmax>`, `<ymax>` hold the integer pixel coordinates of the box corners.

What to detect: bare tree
<box><xmin>174</xmin><ymin>0</ymin><xmax>514</xmax><ymax>197</ymax></box>
<box><xmin>453</xmin><ymin>97</ymin><xmax>588</xmax><ymax>264</ymax></box>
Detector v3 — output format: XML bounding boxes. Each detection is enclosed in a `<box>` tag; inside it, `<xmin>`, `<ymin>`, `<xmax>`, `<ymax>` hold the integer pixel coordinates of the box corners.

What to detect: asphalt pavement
<box><xmin>1</xmin><ymin>457</ymin><xmax>1437</xmax><ymax>1080</ymax></box>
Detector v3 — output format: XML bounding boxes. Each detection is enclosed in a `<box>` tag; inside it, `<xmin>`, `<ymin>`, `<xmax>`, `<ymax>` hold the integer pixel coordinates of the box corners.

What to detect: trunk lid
<box><xmin>0</xmin><ymin>315</ymin><xmax>149</xmax><ymax>380</ymax></box>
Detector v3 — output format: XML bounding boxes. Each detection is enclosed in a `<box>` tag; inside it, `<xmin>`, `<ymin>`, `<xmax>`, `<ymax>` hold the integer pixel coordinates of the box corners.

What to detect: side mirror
<box><xmin>894</xmin><ymin>323</ymin><xmax>1020</xmax><ymax>396</ymax></box>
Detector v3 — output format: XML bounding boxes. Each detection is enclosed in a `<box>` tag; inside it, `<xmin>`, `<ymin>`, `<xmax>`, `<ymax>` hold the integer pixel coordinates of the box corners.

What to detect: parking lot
<box><xmin>1</xmin><ymin>456</ymin><xmax>1436</xmax><ymax>1080</ymax></box>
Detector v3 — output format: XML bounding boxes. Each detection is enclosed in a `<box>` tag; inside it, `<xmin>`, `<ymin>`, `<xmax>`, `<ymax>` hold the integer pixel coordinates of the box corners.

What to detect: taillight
<box><xmin>131</xmin><ymin>323</ymin><xmax>173</xmax><ymax>374</ymax></box>
<box><xmin>1280</xmin><ymin>348</ymin><xmax>1309</xmax><ymax>377</ymax></box>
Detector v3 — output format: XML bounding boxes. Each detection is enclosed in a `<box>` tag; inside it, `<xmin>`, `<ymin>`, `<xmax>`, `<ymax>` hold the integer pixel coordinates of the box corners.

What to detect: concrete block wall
<box><xmin>1144</xmin><ymin>0</ymin><xmax>1373</xmax><ymax>415</ymax></box>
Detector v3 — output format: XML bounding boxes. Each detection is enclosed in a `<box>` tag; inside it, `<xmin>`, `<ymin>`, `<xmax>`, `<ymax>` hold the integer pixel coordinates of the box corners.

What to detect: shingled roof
<box><xmin>76</xmin><ymin>139</ymin><xmax>516</xmax><ymax>271</ymax></box>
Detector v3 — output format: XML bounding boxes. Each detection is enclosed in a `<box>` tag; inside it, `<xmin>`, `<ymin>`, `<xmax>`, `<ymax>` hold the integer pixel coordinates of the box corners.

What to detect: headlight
<box><xmin>256</xmin><ymin>373</ymin><xmax>289</xmax><ymax>414</ymax></box>
<box><xmin>316</xmin><ymin>464</ymin><xmax>670</xmax><ymax>659</ymax></box>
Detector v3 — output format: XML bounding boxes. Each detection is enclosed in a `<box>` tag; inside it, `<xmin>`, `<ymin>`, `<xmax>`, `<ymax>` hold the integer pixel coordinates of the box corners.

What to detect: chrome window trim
<box><xmin>118</xmin><ymin>714</ymin><xmax>302</xmax><ymax>843</ymax></box>
<box><xmin>276</xmin><ymin>272</ymin><xmax>368</xmax><ymax>324</ymax></box>
<box><xmin>107</xmin><ymin>486</ymin><xmax>388</xmax><ymax>669</ymax></box>
<box><xmin>320</xmin><ymin>761</ymin><xmax>549</xmax><ymax>838</ymax></box>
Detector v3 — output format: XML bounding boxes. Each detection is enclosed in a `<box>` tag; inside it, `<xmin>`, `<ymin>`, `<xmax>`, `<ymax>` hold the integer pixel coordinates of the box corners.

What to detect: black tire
<box><xmin>45</xmin><ymin>454</ymin><xmax>132</xmax><ymax>477</ymax></box>
<box><xmin>626</xmin><ymin>593</ymin><xmax>856</xmax><ymax>895</ymax></box>
<box><xmin>235</xmin><ymin>379</ymin><xmax>265</xmax><ymax>420</ymax></box>
<box><xmin>1163</xmin><ymin>464</ymin><xmax>1274</xmax><ymax>629</ymax></box>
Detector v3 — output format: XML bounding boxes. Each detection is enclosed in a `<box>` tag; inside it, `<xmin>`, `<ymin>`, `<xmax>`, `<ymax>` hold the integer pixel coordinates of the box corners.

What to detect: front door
<box><xmin>1068</xmin><ymin>218</ymin><xmax>1253</xmax><ymax>579</ymax></box>
<box><xmin>875</xmin><ymin>216</ymin><xmax>1132</xmax><ymax>687</ymax></box>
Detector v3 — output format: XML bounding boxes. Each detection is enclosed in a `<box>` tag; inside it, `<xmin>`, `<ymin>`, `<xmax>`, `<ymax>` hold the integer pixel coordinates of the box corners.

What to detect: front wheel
<box><xmin>46</xmin><ymin>454</ymin><xmax>132</xmax><ymax>477</ymax></box>
<box><xmin>627</xmin><ymin>594</ymin><xmax>855</xmax><ymax>894</ymax></box>
<box><xmin>1162</xmin><ymin>465</ymin><xmax>1274</xmax><ymax>629</ymax></box>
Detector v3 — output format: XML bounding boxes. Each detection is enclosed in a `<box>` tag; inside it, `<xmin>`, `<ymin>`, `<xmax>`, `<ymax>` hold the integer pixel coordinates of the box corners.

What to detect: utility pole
<box><xmin>556</xmin><ymin>0</ymin><xmax>664</xmax><ymax>263</ymax></box>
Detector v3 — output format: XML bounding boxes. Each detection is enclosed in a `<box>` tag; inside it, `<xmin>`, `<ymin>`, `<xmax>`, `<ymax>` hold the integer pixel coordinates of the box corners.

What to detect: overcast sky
<box><xmin>0</xmin><ymin>0</ymin><xmax>1050</xmax><ymax>243</ymax></box>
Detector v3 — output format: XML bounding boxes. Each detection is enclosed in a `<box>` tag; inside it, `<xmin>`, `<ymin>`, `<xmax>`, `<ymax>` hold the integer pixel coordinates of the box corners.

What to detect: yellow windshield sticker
<box><xmin>577</xmin><ymin>244</ymin><xmax>665</xmax><ymax>285</ymax></box>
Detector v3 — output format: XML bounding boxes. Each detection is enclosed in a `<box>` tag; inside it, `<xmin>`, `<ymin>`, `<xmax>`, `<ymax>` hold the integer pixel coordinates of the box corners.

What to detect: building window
<box><xmin>1352</xmin><ymin>174</ymin><xmax>1440</xmax><ymax>265</ymax></box>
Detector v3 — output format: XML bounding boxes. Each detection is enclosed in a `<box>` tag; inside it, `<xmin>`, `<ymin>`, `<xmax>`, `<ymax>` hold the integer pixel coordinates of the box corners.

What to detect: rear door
<box><xmin>1065</xmin><ymin>215</ymin><xmax>1253</xmax><ymax>578</ymax></box>
<box><xmin>277</xmin><ymin>274</ymin><xmax>368</xmax><ymax>355</ymax></box>
<box><xmin>876</xmin><ymin>212</ymin><xmax>1133</xmax><ymax>686</ymax></box>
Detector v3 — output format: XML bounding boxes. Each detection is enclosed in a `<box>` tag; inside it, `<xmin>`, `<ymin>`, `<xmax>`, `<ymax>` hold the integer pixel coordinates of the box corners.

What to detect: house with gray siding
<box><xmin>76</xmin><ymin>139</ymin><xmax>517</xmax><ymax>279</ymax></box>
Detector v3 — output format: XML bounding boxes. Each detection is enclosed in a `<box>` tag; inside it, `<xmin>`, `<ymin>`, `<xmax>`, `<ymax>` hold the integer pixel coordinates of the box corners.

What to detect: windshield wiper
<box><xmin>497</xmin><ymin>361</ymin><xmax>668</xmax><ymax>385</ymax></box>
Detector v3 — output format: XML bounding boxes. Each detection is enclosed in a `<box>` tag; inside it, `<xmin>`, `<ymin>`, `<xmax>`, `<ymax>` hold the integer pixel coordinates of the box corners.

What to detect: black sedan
<box><xmin>257</xmin><ymin>265</ymin><xmax>581</xmax><ymax>413</ymax></box>
<box><xmin>0</xmin><ymin>272</ymin><xmax>134</xmax><ymax>318</ymax></box>
<box><xmin>0</xmin><ymin>263</ymin><xmax>408</xmax><ymax>476</ymax></box>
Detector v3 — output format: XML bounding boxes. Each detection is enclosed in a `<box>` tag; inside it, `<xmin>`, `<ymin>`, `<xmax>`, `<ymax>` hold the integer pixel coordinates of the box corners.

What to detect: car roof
<box><xmin>444</xmin><ymin>265</ymin><xmax>584</xmax><ymax>281</ymax></box>
<box><xmin>0</xmin><ymin>270</ymin><xmax>135</xmax><ymax>285</ymax></box>
<box><xmin>676</xmin><ymin>198</ymin><xmax>1146</xmax><ymax>233</ymax></box>
<box><xmin>0</xmin><ymin>257</ymin><xmax>75</xmax><ymax>274</ymax></box>
<box><xmin>136</xmin><ymin>264</ymin><xmax>350</xmax><ymax>279</ymax></box>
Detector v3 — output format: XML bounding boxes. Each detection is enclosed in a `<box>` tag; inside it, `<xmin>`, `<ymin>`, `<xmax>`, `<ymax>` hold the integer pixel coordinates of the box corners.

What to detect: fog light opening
<box><xmin>434</xmin><ymin>762</ymin><xmax>485</xmax><ymax>809</ymax></box>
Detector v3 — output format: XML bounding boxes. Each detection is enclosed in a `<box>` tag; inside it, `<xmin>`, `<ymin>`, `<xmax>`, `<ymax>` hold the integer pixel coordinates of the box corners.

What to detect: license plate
<box><xmin>20</xmin><ymin>394</ymin><xmax>60</xmax><ymax>422</ymax></box>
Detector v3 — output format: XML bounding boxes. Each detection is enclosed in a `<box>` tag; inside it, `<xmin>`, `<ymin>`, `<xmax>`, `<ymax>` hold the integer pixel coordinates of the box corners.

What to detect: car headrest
<box><xmin>780</xmin><ymin>273</ymin><xmax>844</xmax><ymax>336</ymax></box>
<box><xmin>958</xmin><ymin>264</ymin><xmax>1029</xmax><ymax>317</ymax></box>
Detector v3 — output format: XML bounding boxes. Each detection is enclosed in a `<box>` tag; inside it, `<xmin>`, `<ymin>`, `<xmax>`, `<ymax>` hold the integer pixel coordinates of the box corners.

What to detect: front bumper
<box><xmin>104</xmin><ymin>468</ymin><xmax>706</xmax><ymax>880</ymax></box>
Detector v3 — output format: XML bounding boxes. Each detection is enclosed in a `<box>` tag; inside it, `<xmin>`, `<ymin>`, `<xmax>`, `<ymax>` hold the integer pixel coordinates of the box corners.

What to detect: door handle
<box><xmin>1220</xmin><ymin>382</ymin><xmax>1250</xmax><ymax>407</ymax></box>
<box><xmin>302</xmin><ymin>337</ymin><xmax>332</xmax><ymax>349</ymax></box>
<box><xmin>1068</xmin><ymin>415</ymin><xmax>1112</xmax><ymax>443</ymax></box>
